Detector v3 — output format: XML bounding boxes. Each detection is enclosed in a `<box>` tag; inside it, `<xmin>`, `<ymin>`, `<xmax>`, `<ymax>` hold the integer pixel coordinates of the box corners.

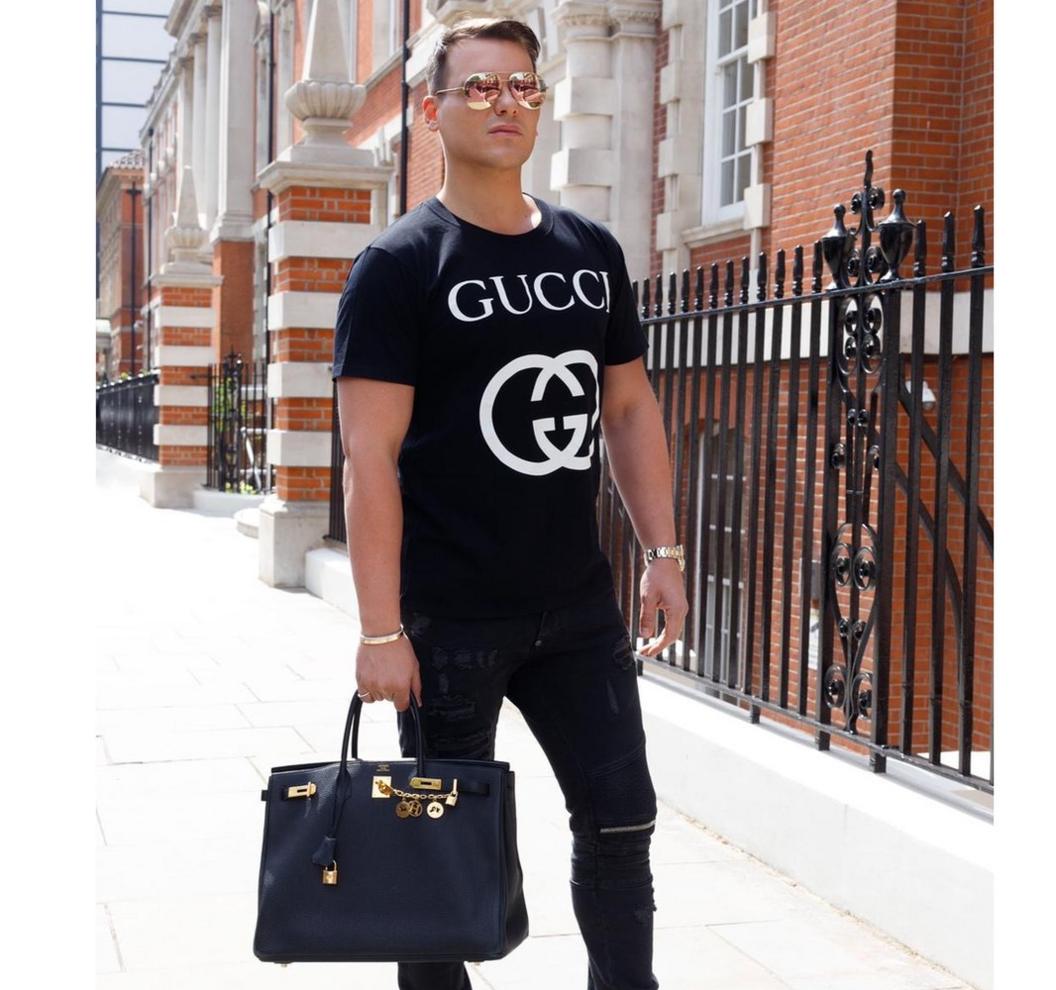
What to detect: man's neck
<box><xmin>435</xmin><ymin>167</ymin><xmax>540</xmax><ymax>236</ymax></box>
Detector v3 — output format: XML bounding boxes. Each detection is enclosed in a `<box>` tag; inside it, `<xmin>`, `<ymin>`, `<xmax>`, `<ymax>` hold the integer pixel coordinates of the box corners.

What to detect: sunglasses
<box><xmin>433</xmin><ymin>71</ymin><xmax>548</xmax><ymax>111</ymax></box>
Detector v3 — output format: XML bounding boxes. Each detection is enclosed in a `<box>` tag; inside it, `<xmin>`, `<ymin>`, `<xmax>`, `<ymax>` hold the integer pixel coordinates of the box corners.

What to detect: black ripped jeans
<box><xmin>394</xmin><ymin>586</ymin><xmax>660</xmax><ymax>990</ymax></box>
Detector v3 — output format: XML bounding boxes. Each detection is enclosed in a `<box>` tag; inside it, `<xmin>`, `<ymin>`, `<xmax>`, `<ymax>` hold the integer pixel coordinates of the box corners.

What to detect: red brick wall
<box><xmin>211</xmin><ymin>240</ymin><xmax>254</xmax><ymax>361</ymax></box>
<box><xmin>767</xmin><ymin>0</ymin><xmax>898</xmax><ymax>256</ymax></box>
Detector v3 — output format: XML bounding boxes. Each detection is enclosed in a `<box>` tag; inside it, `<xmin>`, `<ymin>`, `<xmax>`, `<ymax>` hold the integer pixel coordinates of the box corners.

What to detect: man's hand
<box><xmin>355</xmin><ymin>636</ymin><xmax>423</xmax><ymax>712</ymax></box>
<box><xmin>638</xmin><ymin>559</ymin><xmax>689</xmax><ymax>658</ymax></box>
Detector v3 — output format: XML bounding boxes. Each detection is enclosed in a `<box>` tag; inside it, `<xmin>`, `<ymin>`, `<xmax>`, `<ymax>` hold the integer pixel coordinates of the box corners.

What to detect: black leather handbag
<box><xmin>253</xmin><ymin>692</ymin><xmax>529</xmax><ymax>964</ymax></box>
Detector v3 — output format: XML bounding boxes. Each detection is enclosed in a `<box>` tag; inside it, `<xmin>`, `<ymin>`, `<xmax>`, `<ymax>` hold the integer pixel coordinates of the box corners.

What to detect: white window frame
<box><xmin>702</xmin><ymin>0</ymin><xmax>757</xmax><ymax>227</ymax></box>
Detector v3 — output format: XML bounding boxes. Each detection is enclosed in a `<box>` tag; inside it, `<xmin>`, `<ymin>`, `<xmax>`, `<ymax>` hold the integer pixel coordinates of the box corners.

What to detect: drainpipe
<box><xmin>398</xmin><ymin>0</ymin><xmax>410</xmax><ymax>216</ymax></box>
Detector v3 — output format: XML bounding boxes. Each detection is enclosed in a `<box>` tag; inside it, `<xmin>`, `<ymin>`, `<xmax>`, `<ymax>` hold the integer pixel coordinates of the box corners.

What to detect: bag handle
<box><xmin>339</xmin><ymin>692</ymin><xmax>427</xmax><ymax>779</ymax></box>
<box><xmin>311</xmin><ymin>693</ymin><xmax>427</xmax><ymax>871</ymax></box>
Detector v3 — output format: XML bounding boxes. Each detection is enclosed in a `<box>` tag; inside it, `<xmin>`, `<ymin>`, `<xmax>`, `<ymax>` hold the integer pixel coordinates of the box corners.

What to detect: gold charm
<box><xmin>408</xmin><ymin>799</ymin><xmax>423</xmax><ymax>817</ymax></box>
<box><xmin>396</xmin><ymin>800</ymin><xmax>412</xmax><ymax>818</ymax></box>
<box><xmin>445</xmin><ymin>779</ymin><xmax>459</xmax><ymax>806</ymax></box>
<box><xmin>322</xmin><ymin>861</ymin><xmax>338</xmax><ymax>885</ymax></box>
<box><xmin>427</xmin><ymin>800</ymin><xmax>444</xmax><ymax>819</ymax></box>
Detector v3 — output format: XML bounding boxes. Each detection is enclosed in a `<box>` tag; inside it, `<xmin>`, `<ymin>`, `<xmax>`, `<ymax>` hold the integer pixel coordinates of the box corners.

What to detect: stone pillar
<box><xmin>203</xmin><ymin>4</ymin><xmax>222</xmax><ymax>229</ymax></box>
<box><xmin>256</xmin><ymin>0</ymin><xmax>391</xmax><ymax>587</ymax></box>
<box><xmin>140</xmin><ymin>165</ymin><xmax>222</xmax><ymax>508</ymax></box>
<box><xmin>176</xmin><ymin>52</ymin><xmax>194</xmax><ymax>180</ymax></box>
<box><xmin>211</xmin><ymin>0</ymin><xmax>257</xmax><ymax>363</ymax></box>
<box><xmin>191</xmin><ymin>28</ymin><xmax>208</xmax><ymax>229</ymax></box>
<box><xmin>551</xmin><ymin>1</ymin><xmax>616</xmax><ymax>221</ymax></box>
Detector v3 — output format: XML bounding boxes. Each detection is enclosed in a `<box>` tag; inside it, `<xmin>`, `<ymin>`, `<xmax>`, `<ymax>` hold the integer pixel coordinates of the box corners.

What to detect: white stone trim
<box><xmin>744</xmin><ymin>182</ymin><xmax>772</xmax><ymax>229</ymax></box>
<box><xmin>747</xmin><ymin>10</ymin><xmax>777</xmax><ymax>63</ymax></box>
<box><xmin>267</xmin><ymin>429</ymin><xmax>332</xmax><ymax>468</ymax></box>
<box><xmin>154</xmin><ymin>424</ymin><xmax>208</xmax><ymax>446</ymax></box>
<box><xmin>267</xmin><ymin>361</ymin><xmax>334</xmax><ymax>399</ymax></box>
<box><xmin>551</xmin><ymin>147</ymin><xmax>616</xmax><ymax>187</ymax></box>
<box><xmin>267</xmin><ymin>291</ymin><xmax>341</xmax><ymax>331</ymax></box>
<box><xmin>553</xmin><ymin>76</ymin><xmax>617</xmax><ymax>120</ymax></box>
<box><xmin>154</xmin><ymin>305</ymin><xmax>215</xmax><ymax>329</ymax></box>
<box><xmin>154</xmin><ymin>385</ymin><xmax>209</xmax><ymax>407</ymax></box>
<box><xmin>268</xmin><ymin>220</ymin><xmax>381</xmax><ymax>264</ymax></box>
<box><xmin>153</xmin><ymin>344</ymin><xmax>214</xmax><ymax>367</ymax></box>
<box><xmin>745</xmin><ymin>97</ymin><xmax>773</xmax><ymax>147</ymax></box>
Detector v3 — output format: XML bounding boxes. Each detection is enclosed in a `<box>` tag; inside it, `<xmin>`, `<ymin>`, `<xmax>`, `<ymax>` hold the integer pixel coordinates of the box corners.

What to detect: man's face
<box><xmin>425</xmin><ymin>38</ymin><xmax>540</xmax><ymax>171</ymax></box>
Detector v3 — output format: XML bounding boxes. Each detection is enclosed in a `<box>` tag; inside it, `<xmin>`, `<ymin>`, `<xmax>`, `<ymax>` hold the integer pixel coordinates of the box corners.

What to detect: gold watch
<box><xmin>643</xmin><ymin>544</ymin><xmax>685</xmax><ymax>572</ymax></box>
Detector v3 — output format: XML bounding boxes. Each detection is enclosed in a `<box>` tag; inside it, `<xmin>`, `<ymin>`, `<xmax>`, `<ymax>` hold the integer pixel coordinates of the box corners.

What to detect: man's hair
<box><xmin>426</xmin><ymin>17</ymin><xmax>541</xmax><ymax>95</ymax></box>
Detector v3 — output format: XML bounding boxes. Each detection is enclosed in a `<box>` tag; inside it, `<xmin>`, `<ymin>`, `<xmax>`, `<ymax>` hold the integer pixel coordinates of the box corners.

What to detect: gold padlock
<box><xmin>322</xmin><ymin>861</ymin><xmax>338</xmax><ymax>885</ymax></box>
<box><xmin>445</xmin><ymin>778</ymin><xmax>459</xmax><ymax>807</ymax></box>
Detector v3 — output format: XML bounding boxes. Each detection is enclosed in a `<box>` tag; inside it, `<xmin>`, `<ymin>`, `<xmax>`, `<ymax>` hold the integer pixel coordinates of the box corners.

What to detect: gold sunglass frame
<box><xmin>433</xmin><ymin>71</ymin><xmax>548</xmax><ymax>111</ymax></box>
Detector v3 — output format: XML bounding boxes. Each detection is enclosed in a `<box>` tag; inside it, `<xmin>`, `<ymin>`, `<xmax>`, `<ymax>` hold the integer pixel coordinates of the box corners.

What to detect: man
<box><xmin>332</xmin><ymin>16</ymin><xmax>687</xmax><ymax>990</ymax></box>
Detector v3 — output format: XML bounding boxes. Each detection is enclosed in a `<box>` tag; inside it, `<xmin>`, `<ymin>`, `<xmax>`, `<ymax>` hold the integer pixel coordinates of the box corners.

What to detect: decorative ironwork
<box><xmin>206</xmin><ymin>352</ymin><xmax>271</xmax><ymax>494</ymax></box>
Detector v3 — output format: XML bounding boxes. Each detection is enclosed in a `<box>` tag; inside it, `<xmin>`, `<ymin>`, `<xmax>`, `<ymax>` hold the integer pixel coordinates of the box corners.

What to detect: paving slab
<box><xmin>95</xmin><ymin>450</ymin><xmax>974</xmax><ymax>989</ymax></box>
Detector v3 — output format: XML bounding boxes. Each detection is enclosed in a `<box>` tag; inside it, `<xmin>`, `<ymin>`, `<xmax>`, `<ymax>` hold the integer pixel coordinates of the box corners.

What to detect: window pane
<box><xmin>737</xmin><ymin>152</ymin><xmax>752</xmax><ymax>202</ymax></box>
<box><xmin>722</xmin><ymin>109</ymin><xmax>736</xmax><ymax>157</ymax></box>
<box><xmin>719</xmin><ymin>8</ymin><xmax>732</xmax><ymax>58</ymax></box>
<box><xmin>721</xmin><ymin>159</ymin><xmax>735</xmax><ymax>207</ymax></box>
<box><xmin>737</xmin><ymin>104</ymin><xmax>746</xmax><ymax>150</ymax></box>
<box><xmin>102</xmin><ymin>104</ymin><xmax>147</xmax><ymax>151</ymax></box>
<box><xmin>734</xmin><ymin>0</ymin><xmax>749</xmax><ymax>51</ymax></box>
<box><xmin>723</xmin><ymin>62</ymin><xmax>738</xmax><ymax>110</ymax></box>
<box><xmin>101</xmin><ymin>12</ymin><xmax>173</xmax><ymax>60</ymax></box>
<box><xmin>740</xmin><ymin>59</ymin><xmax>754</xmax><ymax>101</ymax></box>
<box><xmin>102</xmin><ymin>59</ymin><xmax>160</xmax><ymax>107</ymax></box>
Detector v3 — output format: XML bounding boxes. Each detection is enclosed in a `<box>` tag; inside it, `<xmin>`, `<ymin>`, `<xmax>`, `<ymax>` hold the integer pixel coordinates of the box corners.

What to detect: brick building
<box><xmin>96</xmin><ymin>0</ymin><xmax>993</xmax><ymax>768</ymax></box>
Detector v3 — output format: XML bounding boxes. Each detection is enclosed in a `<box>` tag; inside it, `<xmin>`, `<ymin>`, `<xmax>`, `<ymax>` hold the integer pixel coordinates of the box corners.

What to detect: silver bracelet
<box><xmin>360</xmin><ymin>624</ymin><xmax>405</xmax><ymax>645</ymax></box>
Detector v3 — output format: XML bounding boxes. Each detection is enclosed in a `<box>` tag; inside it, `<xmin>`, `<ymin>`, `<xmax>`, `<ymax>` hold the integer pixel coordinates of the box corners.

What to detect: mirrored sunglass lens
<box><xmin>465</xmin><ymin>73</ymin><xmax>501</xmax><ymax>102</ymax></box>
<box><xmin>511</xmin><ymin>73</ymin><xmax>545</xmax><ymax>107</ymax></box>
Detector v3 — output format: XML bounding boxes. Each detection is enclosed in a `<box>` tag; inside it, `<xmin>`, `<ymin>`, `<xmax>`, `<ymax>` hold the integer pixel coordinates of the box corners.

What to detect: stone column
<box><xmin>176</xmin><ymin>51</ymin><xmax>194</xmax><ymax>181</ymax></box>
<box><xmin>551</xmin><ymin>1</ymin><xmax>616</xmax><ymax>221</ymax></box>
<box><xmin>203</xmin><ymin>4</ymin><xmax>222</xmax><ymax>229</ymax></box>
<box><xmin>256</xmin><ymin>0</ymin><xmax>391</xmax><ymax>587</ymax></box>
<box><xmin>191</xmin><ymin>28</ymin><xmax>208</xmax><ymax>229</ymax></box>
<box><xmin>140</xmin><ymin>165</ymin><xmax>223</xmax><ymax>508</ymax></box>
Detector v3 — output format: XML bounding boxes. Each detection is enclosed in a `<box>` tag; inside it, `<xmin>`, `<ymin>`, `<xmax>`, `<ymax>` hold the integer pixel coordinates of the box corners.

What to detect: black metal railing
<box><xmin>205</xmin><ymin>352</ymin><xmax>272</xmax><ymax>494</ymax></box>
<box><xmin>599</xmin><ymin>152</ymin><xmax>994</xmax><ymax>792</ymax></box>
<box><xmin>96</xmin><ymin>371</ymin><xmax>159</xmax><ymax>461</ymax></box>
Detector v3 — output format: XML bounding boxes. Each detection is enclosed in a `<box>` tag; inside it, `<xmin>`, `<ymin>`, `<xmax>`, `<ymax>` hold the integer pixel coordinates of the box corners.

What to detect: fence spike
<box><xmin>694</xmin><ymin>265</ymin><xmax>705</xmax><ymax>312</ymax></box>
<box><xmin>740</xmin><ymin>256</ymin><xmax>750</xmax><ymax>305</ymax></box>
<box><xmin>641</xmin><ymin>274</ymin><xmax>651</xmax><ymax>319</ymax></box>
<box><xmin>941</xmin><ymin>211</ymin><xmax>955</xmax><ymax>274</ymax></box>
<box><xmin>775</xmin><ymin>249</ymin><xmax>786</xmax><ymax>300</ymax></box>
<box><xmin>811</xmin><ymin>241</ymin><xmax>822</xmax><ymax>294</ymax></box>
<box><xmin>681</xmin><ymin>268</ymin><xmax>691</xmax><ymax>313</ymax></box>
<box><xmin>709</xmin><ymin>262</ymin><xmax>719</xmax><ymax>310</ymax></box>
<box><xmin>668</xmin><ymin>271</ymin><xmax>678</xmax><ymax>315</ymax></box>
<box><xmin>756</xmin><ymin>251</ymin><xmax>768</xmax><ymax>302</ymax></box>
<box><xmin>724</xmin><ymin>260</ymin><xmax>734</xmax><ymax>308</ymax></box>
<box><xmin>971</xmin><ymin>205</ymin><xmax>986</xmax><ymax>268</ymax></box>
<box><xmin>654</xmin><ymin>273</ymin><xmax>664</xmax><ymax>319</ymax></box>
<box><xmin>792</xmin><ymin>245</ymin><xmax>804</xmax><ymax>297</ymax></box>
<box><xmin>914</xmin><ymin>219</ymin><xmax>927</xmax><ymax>278</ymax></box>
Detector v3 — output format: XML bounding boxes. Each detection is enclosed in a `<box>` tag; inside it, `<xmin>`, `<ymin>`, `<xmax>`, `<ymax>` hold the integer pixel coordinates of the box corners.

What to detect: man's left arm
<box><xmin>600</xmin><ymin>357</ymin><xmax>689</xmax><ymax>658</ymax></box>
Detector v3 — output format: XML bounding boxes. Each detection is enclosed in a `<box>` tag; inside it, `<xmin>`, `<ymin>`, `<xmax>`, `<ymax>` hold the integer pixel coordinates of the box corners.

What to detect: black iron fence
<box><xmin>96</xmin><ymin>371</ymin><xmax>159</xmax><ymax>461</ymax></box>
<box><xmin>205</xmin><ymin>352</ymin><xmax>272</xmax><ymax>494</ymax></box>
<box><xmin>599</xmin><ymin>153</ymin><xmax>993</xmax><ymax>792</ymax></box>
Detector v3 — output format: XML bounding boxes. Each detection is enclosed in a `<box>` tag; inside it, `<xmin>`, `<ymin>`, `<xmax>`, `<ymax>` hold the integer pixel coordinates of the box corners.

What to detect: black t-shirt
<box><xmin>332</xmin><ymin>193</ymin><xmax>648</xmax><ymax>618</ymax></box>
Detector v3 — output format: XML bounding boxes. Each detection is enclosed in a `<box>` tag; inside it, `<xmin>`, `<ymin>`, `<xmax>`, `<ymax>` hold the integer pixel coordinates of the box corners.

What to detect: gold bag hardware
<box><xmin>409</xmin><ymin>776</ymin><xmax>442</xmax><ymax>790</ymax></box>
<box><xmin>321</xmin><ymin>861</ymin><xmax>338</xmax><ymax>885</ymax></box>
<box><xmin>286</xmin><ymin>782</ymin><xmax>317</xmax><ymax>799</ymax></box>
<box><xmin>371</xmin><ymin>775</ymin><xmax>393</xmax><ymax>798</ymax></box>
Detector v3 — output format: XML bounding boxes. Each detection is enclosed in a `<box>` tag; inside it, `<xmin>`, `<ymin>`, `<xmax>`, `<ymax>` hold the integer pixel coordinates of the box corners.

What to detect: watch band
<box><xmin>643</xmin><ymin>544</ymin><xmax>685</xmax><ymax>572</ymax></box>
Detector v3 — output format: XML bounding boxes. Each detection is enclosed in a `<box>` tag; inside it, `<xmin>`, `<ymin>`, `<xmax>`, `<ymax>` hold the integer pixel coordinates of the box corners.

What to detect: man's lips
<box><xmin>488</xmin><ymin>126</ymin><xmax>522</xmax><ymax>135</ymax></box>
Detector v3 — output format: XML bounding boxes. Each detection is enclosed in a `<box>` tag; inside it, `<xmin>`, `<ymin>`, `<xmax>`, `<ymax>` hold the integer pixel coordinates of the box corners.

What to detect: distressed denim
<box><xmin>394</xmin><ymin>587</ymin><xmax>660</xmax><ymax>990</ymax></box>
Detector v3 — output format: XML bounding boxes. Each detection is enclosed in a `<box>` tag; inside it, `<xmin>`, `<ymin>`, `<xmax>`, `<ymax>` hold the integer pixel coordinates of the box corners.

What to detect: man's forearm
<box><xmin>343</xmin><ymin>453</ymin><xmax>403</xmax><ymax>634</ymax></box>
<box><xmin>601</xmin><ymin>400</ymin><xmax>677</xmax><ymax>549</ymax></box>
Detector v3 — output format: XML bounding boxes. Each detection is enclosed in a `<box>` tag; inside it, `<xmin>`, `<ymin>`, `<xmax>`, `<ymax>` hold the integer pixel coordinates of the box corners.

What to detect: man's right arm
<box><xmin>336</xmin><ymin>375</ymin><xmax>422</xmax><ymax>710</ymax></box>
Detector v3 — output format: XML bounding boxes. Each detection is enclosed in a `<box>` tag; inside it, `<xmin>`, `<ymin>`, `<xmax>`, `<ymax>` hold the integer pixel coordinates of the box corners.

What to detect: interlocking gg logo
<box><xmin>478</xmin><ymin>350</ymin><xmax>600</xmax><ymax>476</ymax></box>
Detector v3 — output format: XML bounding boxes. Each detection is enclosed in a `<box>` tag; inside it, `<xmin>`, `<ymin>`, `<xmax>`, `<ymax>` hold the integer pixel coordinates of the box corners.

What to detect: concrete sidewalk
<box><xmin>95</xmin><ymin>450</ymin><xmax>973</xmax><ymax>989</ymax></box>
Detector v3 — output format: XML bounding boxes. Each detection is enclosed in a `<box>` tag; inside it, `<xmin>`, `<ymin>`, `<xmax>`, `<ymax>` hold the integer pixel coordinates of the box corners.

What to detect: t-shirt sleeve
<box><xmin>331</xmin><ymin>246</ymin><xmax>422</xmax><ymax>385</ymax></box>
<box><xmin>603</xmin><ymin>236</ymin><xmax>649</xmax><ymax>366</ymax></box>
